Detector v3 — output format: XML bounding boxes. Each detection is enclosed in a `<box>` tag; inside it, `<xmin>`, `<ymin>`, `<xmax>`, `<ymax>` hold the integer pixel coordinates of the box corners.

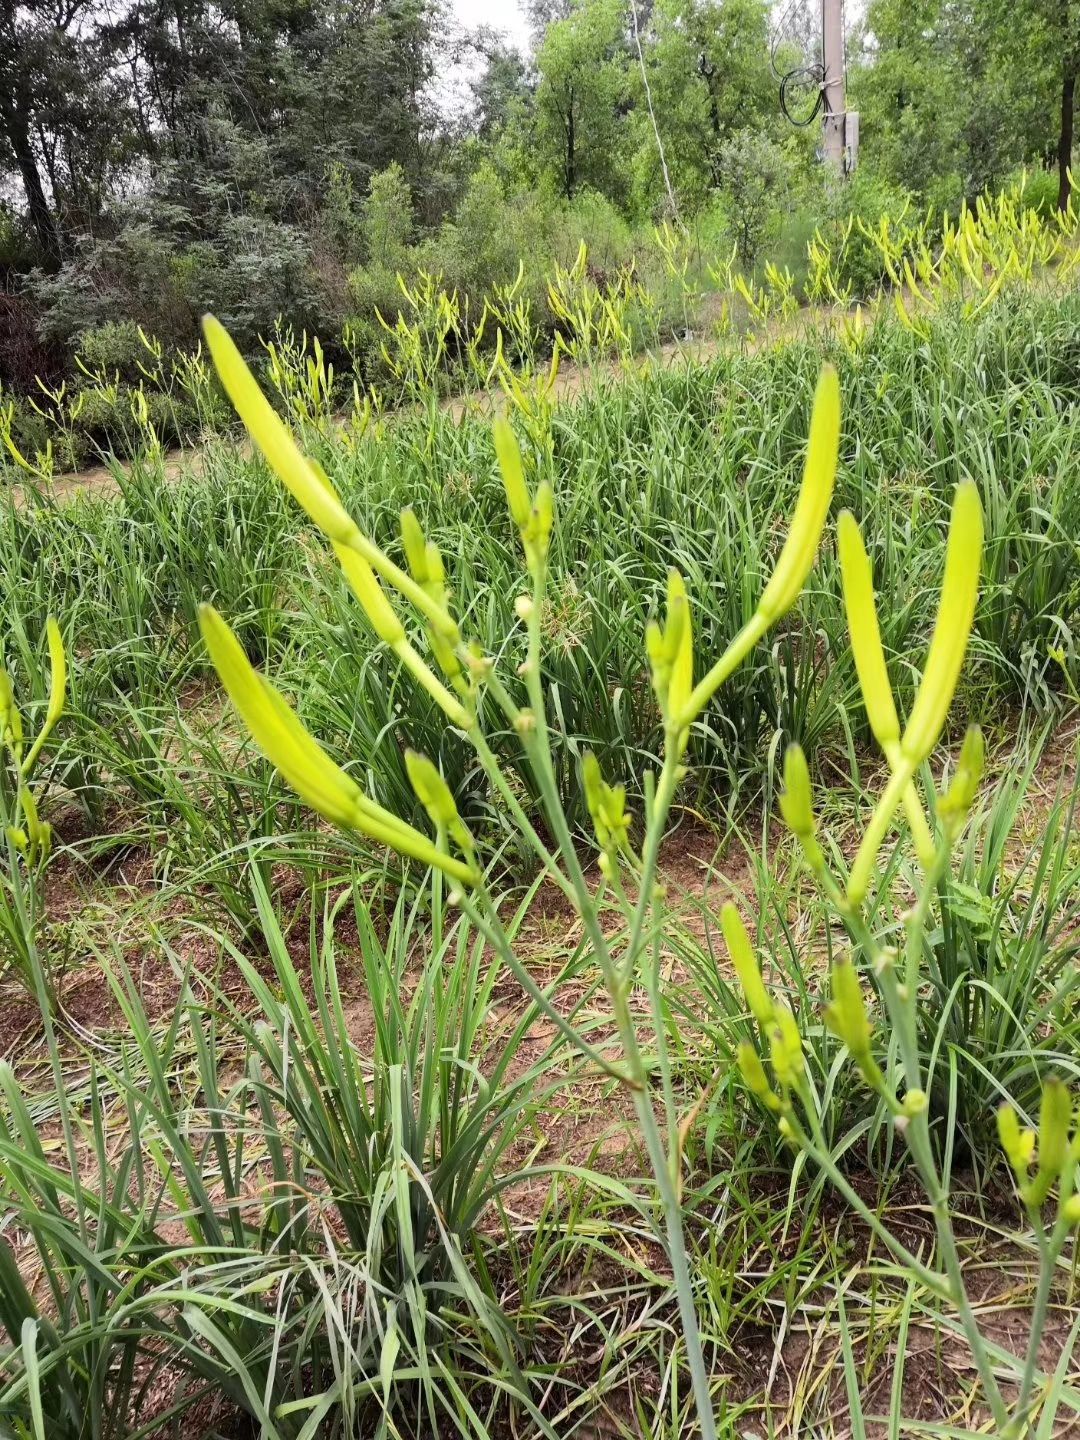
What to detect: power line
<box><xmin>770</xmin><ymin>0</ymin><xmax>826</xmax><ymax>128</ymax></box>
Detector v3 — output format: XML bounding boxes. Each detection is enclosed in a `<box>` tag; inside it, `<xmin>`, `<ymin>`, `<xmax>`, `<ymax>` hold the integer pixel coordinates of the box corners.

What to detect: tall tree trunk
<box><xmin>0</xmin><ymin>93</ymin><xmax>61</xmax><ymax>264</ymax></box>
<box><xmin>0</xmin><ymin>13</ymin><xmax>62</xmax><ymax>266</ymax></box>
<box><xmin>1059</xmin><ymin>58</ymin><xmax>1076</xmax><ymax>212</ymax></box>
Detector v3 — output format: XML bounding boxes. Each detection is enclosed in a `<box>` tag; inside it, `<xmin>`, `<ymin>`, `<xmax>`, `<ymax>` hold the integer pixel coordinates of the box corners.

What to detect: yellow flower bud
<box><xmin>334</xmin><ymin>544</ymin><xmax>406</xmax><ymax>646</ymax></box>
<box><xmin>997</xmin><ymin>1104</ymin><xmax>1036</xmax><ymax>1185</ymax></box>
<box><xmin>666</xmin><ymin>570</ymin><xmax>693</xmax><ymax>730</ymax></box>
<box><xmin>901</xmin><ymin>482</ymin><xmax>983</xmax><ymax>767</ymax></box>
<box><xmin>1029</xmin><ymin>1076</ymin><xmax>1073</xmax><ymax>1207</ymax></box>
<box><xmin>400</xmin><ymin>507</ymin><xmax>429</xmax><ymax>583</ymax></box>
<box><xmin>736</xmin><ymin>1042</ymin><xmax>780</xmax><ymax>1110</ymax></box>
<box><xmin>531</xmin><ymin>481</ymin><xmax>555</xmax><ymax>563</ymax></box>
<box><xmin>493</xmin><ymin>416</ymin><xmax>531</xmax><ymax>529</ymax></box>
<box><xmin>779</xmin><ymin>744</ymin><xmax>814</xmax><ymax>838</ymax></box>
<box><xmin>17</xmin><ymin>616</ymin><xmax>68</xmax><ymax>778</ymax></box>
<box><xmin>938</xmin><ymin>724</ymin><xmax>985</xmax><ymax>832</ymax></box>
<box><xmin>823</xmin><ymin>959</ymin><xmax>873</xmax><ymax>1059</ymax></box>
<box><xmin>203</xmin><ymin>316</ymin><xmax>359</xmax><ymax>546</ymax></box>
<box><xmin>758</xmin><ymin>365</ymin><xmax>840</xmax><ymax>624</ymax></box>
<box><xmin>769</xmin><ymin>1004</ymin><xmax>805</xmax><ymax>1090</ymax></box>
<box><xmin>582</xmin><ymin>751</ymin><xmax>632</xmax><ymax>856</ymax></box>
<box><xmin>0</xmin><ymin>669</ymin><xmax>14</xmax><ymax>745</ymax></box>
<box><xmin>674</xmin><ymin>368</ymin><xmax>839</xmax><ymax>731</ymax></box>
<box><xmin>404</xmin><ymin>750</ymin><xmax>476</xmax><ymax>859</ymax></box>
<box><xmin>720</xmin><ymin>903</ymin><xmax>773</xmax><ymax>1026</ymax></box>
<box><xmin>199</xmin><ymin>605</ymin><xmax>474</xmax><ymax>885</ymax></box>
<box><xmin>847</xmin><ymin>483</ymin><xmax>983</xmax><ymax>906</ymax></box>
<box><xmin>838</xmin><ymin>510</ymin><xmax>899</xmax><ymax>747</ymax></box>
<box><xmin>647</xmin><ymin>571</ymin><xmax>693</xmax><ymax>741</ymax></box>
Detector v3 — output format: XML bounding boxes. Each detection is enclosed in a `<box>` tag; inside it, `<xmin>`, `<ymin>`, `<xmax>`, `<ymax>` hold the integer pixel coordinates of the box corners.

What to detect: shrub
<box><xmin>362</xmin><ymin>161</ymin><xmax>413</xmax><ymax>271</ymax></box>
<box><xmin>717</xmin><ymin>129</ymin><xmax>792</xmax><ymax>268</ymax></box>
<box><xmin>75</xmin><ymin>320</ymin><xmax>149</xmax><ymax>385</ymax></box>
<box><xmin>0</xmin><ymin>293</ymin><xmax>61</xmax><ymax>397</ymax></box>
<box><xmin>822</xmin><ymin>168</ymin><xmax>921</xmax><ymax>298</ymax></box>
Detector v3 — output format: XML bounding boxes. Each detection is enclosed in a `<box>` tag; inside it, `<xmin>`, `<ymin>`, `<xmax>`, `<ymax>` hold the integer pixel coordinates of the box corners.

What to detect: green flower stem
<box><xmin>465</xmin><ymin>717</ymin><xmax>578</xmax><ymax>907</ymax></box>
<box><xmin>795</xmin><ymin>1106</ymin><xmax>954</xmax><ymax>1300</ymax></box>
<box><xmin>837</xmin><ymin>846</ymin><xmax>1012</xmax><ymax>1434</ymax></box>
<box><xmin>510</xmin><ymin>557</ymin><xmax>719</xmax><ymax>1440</ymax></box>
<box><xmin>456</xmin><ymin>889</ymin><xmax>637</xmax><ymax>1088</ymax></box>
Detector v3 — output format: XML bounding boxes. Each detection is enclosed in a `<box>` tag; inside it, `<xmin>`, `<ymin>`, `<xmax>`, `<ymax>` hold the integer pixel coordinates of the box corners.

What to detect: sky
<box><xmin>451</xmin><ymin>0</ymin><xmax>531</xmax><ymax>53</ymax></box>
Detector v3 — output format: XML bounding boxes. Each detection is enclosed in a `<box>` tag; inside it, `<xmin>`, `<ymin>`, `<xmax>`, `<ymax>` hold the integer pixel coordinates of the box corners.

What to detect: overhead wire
<box><xmin>770</xmin><ymin>0</ymin><xmax>825</xmax><ymax>128</ymax></box>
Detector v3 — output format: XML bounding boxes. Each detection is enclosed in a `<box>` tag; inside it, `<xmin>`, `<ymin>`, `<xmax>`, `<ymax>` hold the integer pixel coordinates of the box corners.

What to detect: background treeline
<box><xmin>1</xmin><ymin>0</ymin><xmax>1077</xmax><ymax>403</ymax></box>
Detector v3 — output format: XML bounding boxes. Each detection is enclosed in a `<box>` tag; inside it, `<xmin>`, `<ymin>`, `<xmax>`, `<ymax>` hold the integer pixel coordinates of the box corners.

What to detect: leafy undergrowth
<box><xmin>1</xmin><ymin>715</ymin><xmax>1078</xmax><ymax>1438</ymax></box>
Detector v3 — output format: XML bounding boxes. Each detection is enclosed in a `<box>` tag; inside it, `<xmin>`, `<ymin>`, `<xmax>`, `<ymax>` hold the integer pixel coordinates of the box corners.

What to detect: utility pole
<box><xmin>821</xmin><ymin>0</ymin><xmax>847</xmax><ymax>171</ymax></box>
<box><xmin>774</xmin><ymin>0</ymin><xmax>858</xmax><ymax>173</ymax></box>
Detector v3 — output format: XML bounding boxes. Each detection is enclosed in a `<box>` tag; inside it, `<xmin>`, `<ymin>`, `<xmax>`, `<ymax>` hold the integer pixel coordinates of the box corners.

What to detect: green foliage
<box><xmin>2</xmin><ymin>279</ymin><xmax>1080</xmax><ymax>1437</ymax></box>
<box><xmin>630</xmin><ymin>0</ymin><xmax>775</xmax><ymax>213</ymax></box>
<box><xmin>716</xmin><ymin>129</ymin><xmax>793</xmax><ymax>268</ymax></box>
<box><xmin>534</xmin><ymin>0</ymin><xmax>632</xmax><ymax>202</ymax></box>
<box><xmin>824</xmin><ymin>170</ymin><xmax>922</xmax><ymax>298</ymax></box>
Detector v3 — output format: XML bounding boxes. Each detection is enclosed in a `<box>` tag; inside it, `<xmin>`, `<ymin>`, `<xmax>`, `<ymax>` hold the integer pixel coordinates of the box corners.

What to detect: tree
<box><xmin>851</xmin><ymin>0</ymin><xmax>1068</xmax><ymax>210</ymax></box>
<box><xmin>534</xmin><ymin>0</ymin><xmax>630</xmax><ymax>201</ymax></box>
<box><xmin>630</xmin><ymin>0</ymin><xmax>774</xmax><ymax>212</ymax></box>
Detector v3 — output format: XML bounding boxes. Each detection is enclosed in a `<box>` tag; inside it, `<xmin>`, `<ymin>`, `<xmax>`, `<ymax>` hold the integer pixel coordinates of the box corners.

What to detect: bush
<box><xmin>0</xmin><ymin>293</ymin><xmax>61</xmax><ymax>397</ymax></box>
<box><xmin>362</xmin><ymin>162</ymin><xmax>413</xmax><ymax>271</ymax></box>
<box><xmin>716</xmin><ymin>129</ymin><xmax>792</xmax><ymax>268</ymax></box>
<box><xmin>820</xmin><ymin>168</ymin><xmax>921</xmax><ymax>298</ymax></box>
<box><xmin>1013</xmin><ymin>165</ymin><xmax>1061</xmax><ymax>218</ymax></box>
<box><xmin>75</xmin><ymin>320</ymin><xmax>149</xmax><ymax>385</ymax></box>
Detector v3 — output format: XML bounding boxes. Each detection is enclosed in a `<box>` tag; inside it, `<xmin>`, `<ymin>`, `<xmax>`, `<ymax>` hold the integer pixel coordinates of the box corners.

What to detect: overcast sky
<box><xmin>451</xmin><ymin>0</ymin><xmax>531</xmax><ymax>52</ymax></box>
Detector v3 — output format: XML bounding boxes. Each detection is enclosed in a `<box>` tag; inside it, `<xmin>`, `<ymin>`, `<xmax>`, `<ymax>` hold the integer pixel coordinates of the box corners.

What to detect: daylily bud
<box><xmin>405</xmin><ymin>750</ymin><xmax>476</xmax><ymax>860</ymax></box>
<box><xmin>647</xmin><ymin>571</ymin><xmax>693</xmax><ymax>743</ymax></box>
<box><xmin>997</xmin><ymin>1104</ymin><xmax>1036</xmax><ymax>1187</ymax></box>
<box><xmin>582</xmin><ymin>751</ymin><xmax>632</xmax><ymax>857</ymax></box>
<box><xmin>757</xmin><ymin>365</ymin><xmax>840</xmax><ymax>624</ymax></box>
<box><xmin>901</xmin><ymin>482</ymin><xmax>984</xmax><ymax>768</ymax></box>
<box><xmin>400</xmin><ymin>507</ymin><xmax>429</xmax><ymax>582</ymax></box>
<box><xmin>720</xmin><ymin>903</ymin><xmax>773</xmax><ymax>1026</ymax></box>
<box><xmin>823</xmin><ymin>960</ymin><xmax>879</xmax><ymax>1086</ymax></box>
<box><xmin>847</xmin><ymin>483</ymin><xmax>984</xmax><ymax>906</ymax></box>
<box><xmin>1029</xmin><ymin>1076</ymin><xmax>1072</xmax><ymax>1207</ymax></box>
<box><xmin>938</xmin><ymin>724</ymin><xmax>985</xmax><ymax>834</ymax></box>
<box><xmin>205</xmin><ymin>316</ymin><xmax>458</xmax><ymax>643</ymax></box>
<box><xmin>425</xmin><ymin>541</ymin><xmax>445</xmax><ymax>587</ymax></box>
<box><xmin>769</xmin><ymin>1004</ymin><xmax>805</xmax><ymax>1091</ymax></box>
<box><xmin>0</xmin><ymin>669</ymin><xmax>14</xmax><ymax>745</ymax></box>
<box><xmin>203</xmin><ymin>316</ymin><xmax>359</xmax><ymax>546</ymax></box>
<box><xmin>838</xmin><ymin>510</ymin><xmax>899</xmax><ymax>747</ymax></box>
<box><xmin>199</xmin><ymin>605</ymin><xmax>474</xmax><ymax>886</ymax></box>
<box><xmin>779</xmin><ymin>744</ymin><xmax>814</xmax><ymax>838</ymax></box>
<box><xmin>736</xmin><ymin>1042</ymin><xmax>780</xmax><ymax>1111</ymax></box>
<box><xmin>532</xmin><ymin>481</ymin><xmax>554</xmax><ymax>560</ymax></box>
<box><xmin>493</xmin><ymin>417</ymin><xmax>531</xmax><ymax>529</ymax></box>
<box><xmin>335</xmin><ymin>544</ymin><xmax>406</xmax><ymax>646</ymax></box>
<box><xmin>674</xmin><ymin>367</ymin><xmax>839</xmax><ymax>730</ymax></box>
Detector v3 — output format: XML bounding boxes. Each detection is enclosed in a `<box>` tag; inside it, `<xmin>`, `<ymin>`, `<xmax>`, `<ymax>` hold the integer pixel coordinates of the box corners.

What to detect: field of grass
<box><xmin>3</xmin><ymin>261</ymin><xmax>1080</xmax><ymax>1438</ymax></box>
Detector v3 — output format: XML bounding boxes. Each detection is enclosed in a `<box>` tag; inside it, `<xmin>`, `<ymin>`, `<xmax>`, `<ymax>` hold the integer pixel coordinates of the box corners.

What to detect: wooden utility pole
<box><xmin>821</xmin><ymin>0</ymin><xmax>846</xmax><ymax>171</ymax></box>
